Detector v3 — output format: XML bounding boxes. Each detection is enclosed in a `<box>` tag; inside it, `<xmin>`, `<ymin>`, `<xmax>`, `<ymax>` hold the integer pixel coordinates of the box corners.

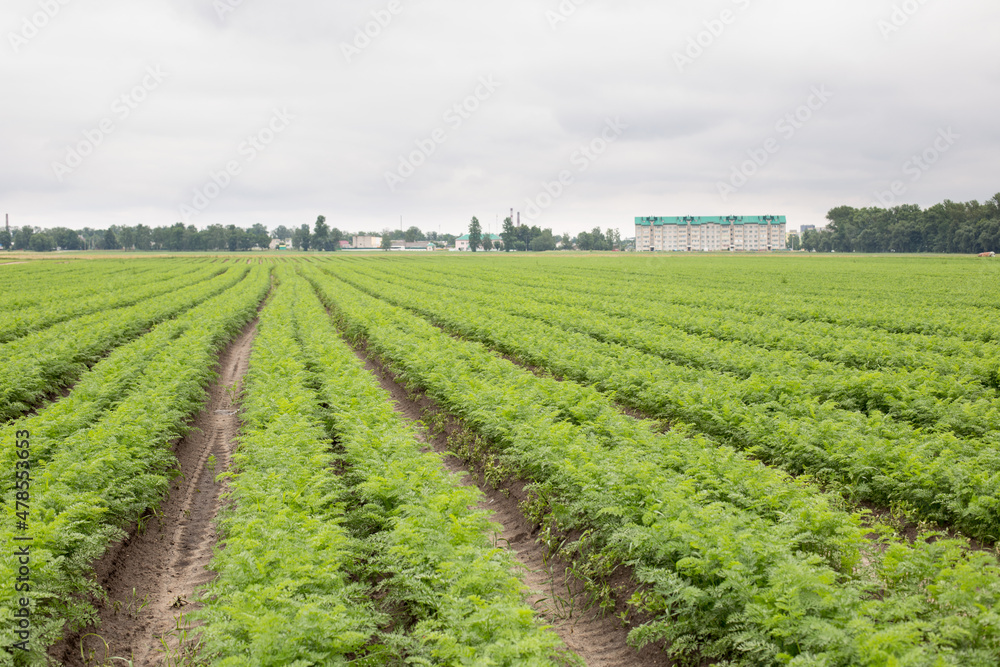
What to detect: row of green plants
<box><xmin>0</xmin><ymin>288</ymin><xmax>234</xmax><ymax>477</ymax></box>
<box><xmin>355</xmin><ymin>260</ymin><xmax>1000</xmax><ymax>437</ymax></box>
<box><xmin>303</xmin><ymin>263</ymin><xmax>1000</xmax><ymax>666</ymax></box>
<box><xmin>0</xmin><ymin>264</ymin><xmax>251</xmax><ymax>423</ymax></box>
<box><xmin>197</xmin><ymin>268</ymin><xmax>571</xmax><ymax>665</ymax></box>
<box><xmin>0</xmin><ymin>266</ymin><xmax>271</xmax><ymax>665</ymax></box>
<box><xmin>0</xmin><ymin>261</ymin><xmax>160</xmax><ymax>312</ymax></box>
<box><xmin>503</xmin><ymin>255</ymin><xmax>1000</xmax><ymax>342</ymax></box>
<box><xmin>0</xmin><ymin>261</ymin><xmax>220</xmax><ymax>343</ymax></box>
<box><xmin>402</xmin><ymin>259</ymin><xmax>1000</xmax><ymax>381</ymax></box>
<box><xmin>327</xmin><ymin>262</ymin><xmax>1000</xmax><ymax>543</ymax></box>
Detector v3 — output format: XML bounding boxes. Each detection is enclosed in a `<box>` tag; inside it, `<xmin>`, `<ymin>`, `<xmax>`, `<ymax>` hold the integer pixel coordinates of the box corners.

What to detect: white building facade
<box><xmin>635</xmin><ymin>216</ymin><xmax>786</xmax><ymax>252</ymax></box>
<box><xmin>352</xmin><ymin>235</ymin><xmax>382</xmax><ymax>249</ymax></box>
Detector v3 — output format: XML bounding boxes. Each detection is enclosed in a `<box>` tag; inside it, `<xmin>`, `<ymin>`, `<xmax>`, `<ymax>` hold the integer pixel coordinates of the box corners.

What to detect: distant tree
<box><xmin>801</xmin><ymin>228</ymin><xmax>821</xmax><ymax>252</ymax></box>
<box><xmin>29</xmin><ymin>232</ymin><xmax>54</xmax><ymax>252</ymax></box>
<box><xmin>150</xmin><ymin>226</ymin><xmax>169</xmax><ymax>251</ymax></box>
<box><xmin>117</xmin><ymin>226</ymin><xmax>135</xmax><ymax>251</ymax></box>
<box><xmin>468</xmin><ymin>216</ymin><xmax>482</xmax><ymax>252</ymax></box>
<box><xmin>237</xmin><ymin>228</ymin><xmax>255</xmax><ymax>251</ymax></box>
<box><xmin>501</xmin><ymin>217</ymin><xmax>515</xmax><ymax>252</ymax></box>
<box><xmin>47</xmin><ymin>227</ymin><xmax>81</xmax><ymax>250</ymax></box>
<box><xmin>103</xmin><ymin>228</ymin><xmax>120</xmax><ymax>250</ymax></box>
<box><xmin>0</xmin><ymin>229</ymin><xmax>11</xmax><ymax>250</ymax></box>
<box><xmin>134</xmin><ymin>224</ymin><xmax>152</xmax><ymax>251</ymax></box>
<box><xmin>293</xmin><ymin>224</ymin><xmax>311</xmax><ymax>251</ymax></box>
<box><xmin>161</xmin><ymin>223</ymin><xmax>184</xmax><ymax>251</ymax></box>
<box><xmin>529</xmin><ymin>229</ymin><xmax>556</xmax><ymax>252</ymax></box>
<box><xmin>272</xmin><ymin>225</ymin><xmax>292</xmax><ymax>241</ymax></box>
<box><xmin>380</xmin><ymin>235</ymin><xmax>392</xmax><ymax>251</ymax></box>
<box><xmin>182</xmin><ymin>224</ymin><xmax>204</xmax><ymax>251</ymax></box>
<box><xmin>13</xmin><ymin>226</ymin><xmax>34</xmax><ymax>250</ymax></box>
<box><xmin>482</xmin><ymin>235</ymin><xmax>494</xmax><ymax>251</ymax></box>
<box><xmin>560</xmin><ymin>233</ymin><xmax>572</xmax><ymax>249</ymax></box>
<box><xmin>592</xmin><ymin>227</ymin><xmax>609</xmax><ymax>251</ymax></box>
<box><xmin>202</xmin><ymin>225</ymin><xmax>225</xmax><ymax>250</ymax></box>
<box><xmin>313</xmin><ymin>216</ymin><xmax>330</xmax><ymax>250</ymax></box>
<box><xmin>248</xmin><ymin>224</ymin><xmax>270</xmax><ymax>249</ymax></box>
<box><xmin>329</xmin><ymin>227</ymin><xmax>344</xmax><ymax>251</ymax></box>
<box><xmin>404</xmin><ymin>226</ymin><xmax>423</xmax><ymax>243</ymax></box>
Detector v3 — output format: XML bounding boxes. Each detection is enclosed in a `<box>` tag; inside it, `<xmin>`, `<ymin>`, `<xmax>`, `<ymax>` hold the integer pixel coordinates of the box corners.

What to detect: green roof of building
<box><xmin>635</xmin><ymin>216</ymin><xmax>787</xmax><ymax>227</ymax></box>
<box><xmin>457</xmin><ymin>233</ymin><xmax>502</xmax><ymax>240</ymax></box>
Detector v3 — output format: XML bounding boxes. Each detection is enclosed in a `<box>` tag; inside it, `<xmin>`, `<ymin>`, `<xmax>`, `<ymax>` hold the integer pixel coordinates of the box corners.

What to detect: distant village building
<box><xmin>455</xmin><ymin>233</ymin><xmax>501</xmax><ymax>251</ymax></box>
<box><xmin>800</xmin><ymin>224</ymin><xmax>816</xmax><ymax>235</ymax></box>
<box><xmin>352</xmin><ymin>235</ymin><xmax>382</xmax><ymax>249</ymax></box>
<box><xmin>390</xmin><ymin>240</ymin><xmax>435</xmax><ymax>251</ymax></box>
<box><xmin>635</xmin><ymin>216</ymin><xmax>787</xmax><ymax>252</ymax></box>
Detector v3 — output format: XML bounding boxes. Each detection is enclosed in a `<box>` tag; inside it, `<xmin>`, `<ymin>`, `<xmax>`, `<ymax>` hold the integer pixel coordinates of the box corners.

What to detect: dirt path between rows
<box><xmin>51</xmin><ymin>320</ymin><xmax>257</xmax><ymax>667</ymax></box>
<box><xmin>353</xmin><ymin>347</ymin><xmax>671</xmax><ymax>667</ymax></box>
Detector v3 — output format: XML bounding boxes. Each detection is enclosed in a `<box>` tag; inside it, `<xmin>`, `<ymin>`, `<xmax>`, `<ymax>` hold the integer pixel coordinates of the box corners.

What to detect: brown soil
<box><xmin>50</xmin><ymin>320</ymin><xmax>257</xmax><ymax>667</ymax></box>
<box><xmin>353</xmin><ymin>346</ymin><xmax>672</xmax><ymax>667</ymax></box>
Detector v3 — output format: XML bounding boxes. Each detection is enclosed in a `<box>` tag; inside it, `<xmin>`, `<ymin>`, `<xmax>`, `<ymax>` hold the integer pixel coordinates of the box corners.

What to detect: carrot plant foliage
<box><xmin>0</xmin><ymin>265</ymin><xmax>270</xmax><ymax>664</ymax></box>
<box><xmin>302</xmin><ymin>256</ymin><xmax>1000</xmax><ymax>667</ymax></box>
<box><xmin>197</xmin><ymin>267</ymin><xmax>572</xmax><ymax>666</ymax></box>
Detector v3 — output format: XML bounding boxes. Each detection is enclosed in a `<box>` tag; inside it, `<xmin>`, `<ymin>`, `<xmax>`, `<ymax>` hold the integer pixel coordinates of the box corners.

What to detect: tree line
<box><xmin>463</xmin><ymin>216</ymin><xmax>623</xmax><ymax>252</ymax></box>
<box><xmin>0</xmin><ymin>217</ymin><xmax>354</xmax><ymax>252</ymax></box>
<box><xmin>1</xmin><ymin>223</ymin><xmax>275</xmax><ymax>252</ymax></box>
<box><xmin>2</xmin><ymin>215</ymin><xmax>627</xmax><ymax>253</ymax></box>
<box><xmin>797</xmin><ymin>193</ymin><xmax>1000</xmax><ymax>253</ymax></box>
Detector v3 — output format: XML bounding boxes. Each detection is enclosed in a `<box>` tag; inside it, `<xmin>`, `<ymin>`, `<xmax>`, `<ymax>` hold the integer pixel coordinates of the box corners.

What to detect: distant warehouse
<box><xmin>635</xmin><ymin>216</ymin><xmax>786</xmax><ymax>252</ymax></box>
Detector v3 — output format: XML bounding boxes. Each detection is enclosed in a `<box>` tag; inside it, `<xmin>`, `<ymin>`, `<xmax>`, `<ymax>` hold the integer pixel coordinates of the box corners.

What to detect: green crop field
<box><xmin>2</xmin><ymin>253</ymin><xmax>999</xmax><ymax>666</ymax></box>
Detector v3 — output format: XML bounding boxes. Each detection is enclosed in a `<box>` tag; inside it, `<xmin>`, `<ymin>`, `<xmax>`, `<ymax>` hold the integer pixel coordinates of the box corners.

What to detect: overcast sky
<box><xmin>1</xmin><ymin>0</ymin><xmax>997</xmax><ymax>237</ymax></box>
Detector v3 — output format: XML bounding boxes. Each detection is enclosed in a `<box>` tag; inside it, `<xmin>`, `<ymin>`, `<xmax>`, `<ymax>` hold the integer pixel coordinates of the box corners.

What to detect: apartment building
<box><xmin>634</xmin><ymin>216</ymin><xmax>787</xmax><ymax>252</ymax></box>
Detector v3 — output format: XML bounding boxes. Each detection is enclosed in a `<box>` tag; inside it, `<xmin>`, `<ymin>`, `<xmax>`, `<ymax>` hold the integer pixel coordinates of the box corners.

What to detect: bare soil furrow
<box><xmin>50</xmin><ymin>319</ymin><xmax>256</xmax><ymax>667</ymax></box>
<box><xmin>351</xmin><ymin>344</ymin><xmax>671</xmax><ymax>667</ymax></box>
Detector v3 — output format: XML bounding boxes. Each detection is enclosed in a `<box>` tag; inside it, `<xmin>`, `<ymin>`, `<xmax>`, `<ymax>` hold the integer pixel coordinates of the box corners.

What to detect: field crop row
<box><xmin>303</xmin><ymin>263</ymin><xmax>1000</xmax><ymax>667</ymax></box>
<box><xmin>0</xmin><ymin>261</ymin><xmax>220</xmax><ymax>344</ymax></box>
<box><xmin>0</xmin><ymin>262</ymin><xmax>160</xmax><ymax>312</ymax></box>
<box><xmin>0</xmin><ymin>264</ymin><xmax>251</xmax><ymax>423</ymax></box>
<box><xmin>326</xmin><ymin>261</ymin><xmax>1000</xmax><ymax>542</ymax></box>
<box><xmin>199</xmin><ymin>267</ymin><xmax>571</xmax><ymax>665</ymax></box>
<box><xmin>494</xmin><ymin>257</ymin><xmax>1000</xmax><ymax>342</ymax></box>
<box><xmin>355</xmin><ymin>261</ymin><xmax>999</xmax><ymax>434</ymax></box>
<box><xmin>398</xmin><ymin>260</ymin><xmax>1000</xmax><ymax>381</ymax></box>
<box><xmin>0</xmin><ymin>266</ymin><xmax>270</xmax><ymax>663</ymax></box>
